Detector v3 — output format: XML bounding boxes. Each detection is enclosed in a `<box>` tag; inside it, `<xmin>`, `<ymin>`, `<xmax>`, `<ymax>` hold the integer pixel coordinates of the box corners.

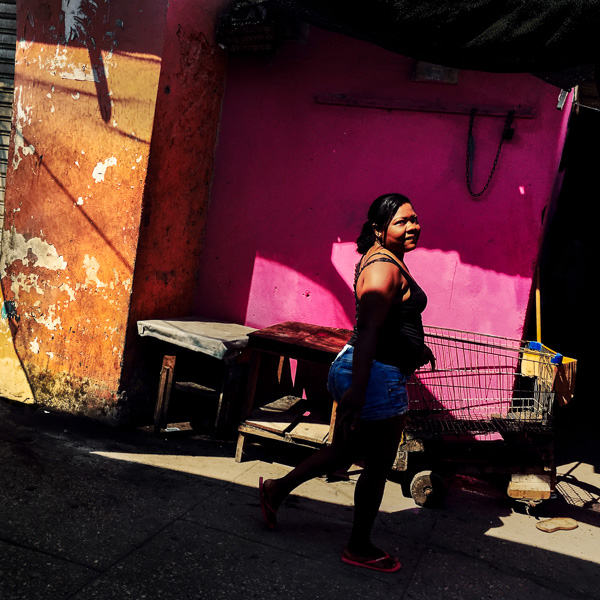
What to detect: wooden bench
<box><xmin>235</xmin><ymin>321</ymin><xmax>352</xmax><ymax>462</ymax></box>
<box><xmin>137</xmin><ymin>319</ymin><xmax>256</xmax><ymax>435</ymax></box>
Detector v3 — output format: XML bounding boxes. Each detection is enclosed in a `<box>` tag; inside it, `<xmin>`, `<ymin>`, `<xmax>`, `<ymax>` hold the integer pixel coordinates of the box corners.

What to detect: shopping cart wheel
<box><xmin>410</xmin><ymin>470</ymin><xmax>444</xmax><ymax>507</ymax></box>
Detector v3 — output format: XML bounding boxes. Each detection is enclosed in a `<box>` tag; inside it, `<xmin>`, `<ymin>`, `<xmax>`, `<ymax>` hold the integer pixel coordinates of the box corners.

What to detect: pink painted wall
<box><xmin>195</xmin><ymin>27</ymin><xmax>571</xmax><ymax>340</ymax></box>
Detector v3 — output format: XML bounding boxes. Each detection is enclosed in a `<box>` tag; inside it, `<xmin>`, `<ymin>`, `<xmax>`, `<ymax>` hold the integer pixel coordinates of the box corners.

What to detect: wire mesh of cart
<box><xmin>406</xmin><ymin>326</ymin><xmax>576</xmax><ymax>437</ymax></box>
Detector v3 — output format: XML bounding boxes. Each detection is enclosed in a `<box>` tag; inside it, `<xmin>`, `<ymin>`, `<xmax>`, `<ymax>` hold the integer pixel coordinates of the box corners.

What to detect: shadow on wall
<box><xmin>535</xmin><ymin>109</ymin><xmax>598</xmax><ymax>430</ymax></box>
<box><xmin>25</xmin><ymin>0</ymin><xmax>167</xmax><ymax>120</ymax></box>
<box><xmin>4</xmin><ymin>132</ymin><xmax>137</xmax><ymax>273</ymax></box>
<box><xmin>194</xmin><ymin>28</ymin><xmax>570</xmax><ymax>337</ymax></box>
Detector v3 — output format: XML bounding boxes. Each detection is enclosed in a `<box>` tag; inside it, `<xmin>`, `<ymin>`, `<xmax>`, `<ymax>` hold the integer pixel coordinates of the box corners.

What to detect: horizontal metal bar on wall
<box><xmin>314</xmin><ymin>94</ymin><xmax>535</xmax><ymax>118</ymax></box>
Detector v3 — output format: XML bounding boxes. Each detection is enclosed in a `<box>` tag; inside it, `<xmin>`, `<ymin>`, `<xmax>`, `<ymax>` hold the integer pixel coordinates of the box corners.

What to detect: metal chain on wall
<box><xmin>466</xmin><ymin>108</ymin><xmax>515</xmax><ymax>197</ymax></box>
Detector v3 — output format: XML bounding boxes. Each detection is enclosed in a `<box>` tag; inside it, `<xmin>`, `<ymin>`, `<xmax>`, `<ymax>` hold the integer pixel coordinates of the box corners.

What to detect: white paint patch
<box><xmin>10</xmin><ymin>273</ymin><xmax>44</xmax><ymax>300</ymax></box>
<box><xmin>72</xmin><ymin>92</ymin><xmax>80</xmax><ymax>100</ymax></box>
<box><xmin>18</xmin><ymin>39</ymin><xmax>34</xmax><ymax>51</ymax></box>
<box><xmin>58</xmin><ymin>282</ymin><xmax>77</xmax><ymax>302</ymax></box>
<box><xmin>77</xmin><ymin>197</ymin><xmax>84</xmax><ymax>205</ymax></box>
<box><xmin>46</xmin><ymin>44</ymin><xmax>69</xmax><ymax>71</ymax></box>
<box><xmin>36</xmin><ymin>304</ymin><xmax>62</xmax><ymax>331</ymax></box>
<box><xmin>30</xmin><ymin>339</ymin><xmax>40</xmax><ymax>354</ymax></box>
<box><xmin>0</xmin><ymin>226</ymin><xmax>68</xmax><ymax>278</ymax></box>
<box><xmin>60</xmin><ymin>65</ymin><xmax>98</xmax><ymax>82</ymax></box>
<box><xmin>12</xmin><ymin>86</ymin><xmax>36</xmax><ymax>170</ymax></box>
<box><xmin>83</xmin><ymin>255</ymin><xmax>107</xmax><ymax>288</ymax></box>
<box><xmin>92</xmin><ymin>157</ymin><xmax>117</xmax><ymax>183</ymax></box>
<box><xmin>12</xmin><ymin>138</ymin><xmax>35</xmax><ymax>170</ymax></box>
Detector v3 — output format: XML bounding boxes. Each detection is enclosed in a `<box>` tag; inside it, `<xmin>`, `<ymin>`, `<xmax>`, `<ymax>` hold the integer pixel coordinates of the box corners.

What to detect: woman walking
<box><xmin>259</xmin><ymin>193</ymin><xmax>434</xmax><ymax>573</ymax></box>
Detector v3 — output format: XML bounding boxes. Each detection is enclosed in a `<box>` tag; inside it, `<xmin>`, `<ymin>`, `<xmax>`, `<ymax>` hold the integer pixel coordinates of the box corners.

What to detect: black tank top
<box><xmin>347</xmin><ymin>252</ymin><xmax>427</xmax><ymax>374</ymax></box>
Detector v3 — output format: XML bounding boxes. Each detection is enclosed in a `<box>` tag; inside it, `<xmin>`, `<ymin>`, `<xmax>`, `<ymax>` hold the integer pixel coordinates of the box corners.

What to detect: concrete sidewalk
<box><xmin>1</xmin><ymin>398</ymin><xmax>599</xmax><ymax>600</ymax></box>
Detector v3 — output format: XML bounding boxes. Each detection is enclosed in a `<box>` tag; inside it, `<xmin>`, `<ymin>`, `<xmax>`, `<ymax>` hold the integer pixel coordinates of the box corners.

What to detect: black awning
<box><xmin>232</xmin><ymin>0</ymin><xmax>600</xmax><ymax>87</ymax></box>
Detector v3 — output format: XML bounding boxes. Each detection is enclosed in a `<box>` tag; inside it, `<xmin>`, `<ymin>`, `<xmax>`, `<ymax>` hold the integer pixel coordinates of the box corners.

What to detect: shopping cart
<box><xmin>395</xmin><ymin>326</ymin><xmax>577</xmax><ymax>508</ymax></box>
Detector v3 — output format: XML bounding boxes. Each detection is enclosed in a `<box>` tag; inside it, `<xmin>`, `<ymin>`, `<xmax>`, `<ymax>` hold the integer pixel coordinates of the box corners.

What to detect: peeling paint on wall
<box><xmin>2</xmin><ymin>0</ymin><xmax>220</xmax><ymax>423</ymax></box>
<box><xmin>0</xmin><ymin>226</ymin><xmax>68</xmax><ymax>278</ymax></box>
<box><xmin>82</xmin><ymin>254</ymin><xmax>107</xmax><ymax>288</ymax></box>
<box><xmin>10</xmin><ymin>273</ymin><xmax>44</xmax><ymax>300</ymax></box>
<box><xmin>58</xmin><ymin>282</ymin><xmax>77</xmax><ymax>301</ymax></box>
<box><xmin>12</xmin><ymin>86</ymin><xmax>36</xmax><ymax>171</ymax></box>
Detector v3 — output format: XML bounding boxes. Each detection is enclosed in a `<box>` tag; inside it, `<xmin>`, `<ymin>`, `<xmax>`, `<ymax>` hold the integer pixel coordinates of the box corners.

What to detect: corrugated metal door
<box><xmin>0</xmin><ymin>1</ymin><xmax>16</xmax><ymax>232</ymax></box>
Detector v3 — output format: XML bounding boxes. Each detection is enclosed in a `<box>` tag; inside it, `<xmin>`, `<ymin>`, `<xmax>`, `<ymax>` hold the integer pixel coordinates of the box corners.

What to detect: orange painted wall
<box><xmin>1</xmin><ymin>0</ymin><xmax>228</xmax><ymax>421</ymax></box>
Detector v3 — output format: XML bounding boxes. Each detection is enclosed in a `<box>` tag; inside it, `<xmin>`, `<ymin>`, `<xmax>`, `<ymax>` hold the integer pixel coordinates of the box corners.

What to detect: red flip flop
<box><xmin>341</xmin><ymin>551</ymin><xmax>401</xmax><ymax>573</ymax></box>
<box><xmin>259</xmin><ymin>476</ymin><xmax>277</xmax><ymax>530</ymax></box>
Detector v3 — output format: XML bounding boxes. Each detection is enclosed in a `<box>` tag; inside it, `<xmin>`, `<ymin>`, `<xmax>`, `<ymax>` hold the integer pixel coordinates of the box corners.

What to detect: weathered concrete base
<box><xmin>24</xmin><ymin>363</ymin><xmax>128</xmax><ymax>424</ymax></box>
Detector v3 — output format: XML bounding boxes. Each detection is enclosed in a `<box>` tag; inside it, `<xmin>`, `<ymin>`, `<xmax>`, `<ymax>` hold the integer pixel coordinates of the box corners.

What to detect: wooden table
<box><xmin>235</xmin><ymin>321</ymin><xmax>352</xmax><ymax>462</ymax></box>
<box><xmin>137</xmin><ymin>319</ymin><xmax>256</xmax><ymax>435</ymax></box>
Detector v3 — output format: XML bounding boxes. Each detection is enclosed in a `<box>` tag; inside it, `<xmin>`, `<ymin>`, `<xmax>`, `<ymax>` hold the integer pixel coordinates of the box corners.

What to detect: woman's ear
<box><xmin>373</xmin><ymin>224</ymin><xmax>384</xmax><ymax>246</ymax></box>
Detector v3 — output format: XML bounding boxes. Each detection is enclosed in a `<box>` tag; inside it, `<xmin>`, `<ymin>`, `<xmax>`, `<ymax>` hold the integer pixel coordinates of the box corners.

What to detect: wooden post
<box><xmin>153</xmin><ymin>355</ymin><xmax>176</xmax><ymax>434</ymax></box>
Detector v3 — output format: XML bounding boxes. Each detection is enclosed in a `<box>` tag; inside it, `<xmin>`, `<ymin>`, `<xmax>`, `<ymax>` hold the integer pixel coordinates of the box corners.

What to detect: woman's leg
<box><xmin>263</xmin><ymin>432</ymin><xmax>360</xmax><ymax>511</ymax></box>
<box><xmin>344</xmin><ymin>414</ymin><xmax>406</xmax><ymax>561</ymax></box>
<box><xmin>263</xmin><ymin>352</ymin><xmax>356</xmax><ymax>510</ymax></box>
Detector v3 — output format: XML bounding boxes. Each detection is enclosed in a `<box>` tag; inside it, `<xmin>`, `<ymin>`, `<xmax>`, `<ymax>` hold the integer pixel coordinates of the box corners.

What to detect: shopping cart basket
<box><xmin>397</xmin><ymin>326</ymin><xmax>576</xmax><ymax>507</ymax></box>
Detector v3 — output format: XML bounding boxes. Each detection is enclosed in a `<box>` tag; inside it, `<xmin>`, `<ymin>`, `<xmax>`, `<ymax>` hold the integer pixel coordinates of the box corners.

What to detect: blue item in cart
<box><xmin>551</xmin><ymin>354</ymin><xmax>563</xmax><ymax>364</ymax></box>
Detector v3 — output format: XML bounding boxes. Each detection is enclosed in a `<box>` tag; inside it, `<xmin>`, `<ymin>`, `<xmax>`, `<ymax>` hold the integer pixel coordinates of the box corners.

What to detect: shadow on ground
<box><xmin>1</xmin><ymin>398</ymin><xmax>599</xmax><ymax>600</ymax></box>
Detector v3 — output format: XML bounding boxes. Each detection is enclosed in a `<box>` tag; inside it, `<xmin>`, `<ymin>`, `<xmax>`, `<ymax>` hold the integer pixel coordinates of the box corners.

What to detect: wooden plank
<box><xmin>237</xmin><ymin>422</ymin><xmax>326</xmax><ymax>450</ymax></box>
<box><xmin>286</xmin><ymin>400</ymin><xmax>333</xmax><ymax>444</ymax></box>
<box><xmin>288</xmin><ymin>421</ymin><xmax>329</xmax><ymax>444</ymax></box>
<box><xmin>507</xmin><ymin>473</ymin><xmax>552</xmax><ymax>501</ymax></box>
<box><xmin>247</xmin><ymin>321</ymin><xmax>351</xmax><ymax>364</ymax></box>
<box><xmin>245</xmin><ymin>395</ymin><xmax>306</xmax><ymax>434</ymax></box>
<box><xmin>174</xmin><ymin>381</ymin><xmax>219</xmax><ymax>395</ymax></box>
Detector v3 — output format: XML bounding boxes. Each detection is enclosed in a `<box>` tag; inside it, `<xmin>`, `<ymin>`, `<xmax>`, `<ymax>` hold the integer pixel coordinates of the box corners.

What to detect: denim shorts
<box><xmin>327</xmin><ymin>345</ymin><xmax>408</xmax><ymax>420</ymax></box>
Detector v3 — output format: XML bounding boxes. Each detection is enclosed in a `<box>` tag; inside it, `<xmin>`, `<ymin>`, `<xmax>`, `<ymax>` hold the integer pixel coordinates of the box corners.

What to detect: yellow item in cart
<box><xmin>521</xmin><ymin>341</ymin><xmax>577</xmax><ymax>406</ymax></box>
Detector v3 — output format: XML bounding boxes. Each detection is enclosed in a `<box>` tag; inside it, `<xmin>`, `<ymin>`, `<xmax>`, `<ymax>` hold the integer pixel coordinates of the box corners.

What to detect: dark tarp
<box><xmin>232</xmin><ymin>0</ymin><xmax>600</xmax><ymax>88</ymax></box>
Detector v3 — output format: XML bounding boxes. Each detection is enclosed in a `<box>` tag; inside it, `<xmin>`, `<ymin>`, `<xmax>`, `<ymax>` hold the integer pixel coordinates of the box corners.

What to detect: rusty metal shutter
<box><xmin>0</xmin><ymin>1</ymin><xmax>16</xmax><ymax>231</ymax></box>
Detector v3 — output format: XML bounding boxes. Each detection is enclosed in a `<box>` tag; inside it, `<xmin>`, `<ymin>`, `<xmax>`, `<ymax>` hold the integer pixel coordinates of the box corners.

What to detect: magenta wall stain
<box><xmin>195</xmin><ymin>28</ymin><xmax>571</xmax><ymax>340</ymax></box>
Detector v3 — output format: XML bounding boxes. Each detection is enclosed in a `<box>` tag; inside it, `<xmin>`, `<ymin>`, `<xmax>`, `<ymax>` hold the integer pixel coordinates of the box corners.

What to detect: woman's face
<box><xmin>380</xmin><ymin>203</ymin><xmax>420</xmax><ymax>254</ymax></box>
